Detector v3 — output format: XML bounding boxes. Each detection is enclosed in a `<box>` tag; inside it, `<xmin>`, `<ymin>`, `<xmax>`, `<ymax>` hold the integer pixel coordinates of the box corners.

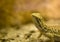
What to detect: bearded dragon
<box><xmin>32</xmin><ymin>12</ymin><xmax>60</xmax><ymax>42</ymax></box>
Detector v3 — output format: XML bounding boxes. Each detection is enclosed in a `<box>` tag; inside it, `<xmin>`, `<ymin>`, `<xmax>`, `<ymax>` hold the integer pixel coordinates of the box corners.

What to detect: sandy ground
<box><xmin>0</xmin><ymin>20</ymin><xmax>60</xmax><ymax>42</ymax></box>
<box><xmin>0</xmin><ymin>23</ymin><xmax>42</xmax><ymax>42</ymax></box>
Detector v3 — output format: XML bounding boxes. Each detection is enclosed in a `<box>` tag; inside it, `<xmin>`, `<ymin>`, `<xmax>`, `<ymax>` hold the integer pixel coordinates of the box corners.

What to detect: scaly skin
<box><xmin>32</xmin><ymin>13</ymin><xmax>60</xmax><ymax>42</ymax></box>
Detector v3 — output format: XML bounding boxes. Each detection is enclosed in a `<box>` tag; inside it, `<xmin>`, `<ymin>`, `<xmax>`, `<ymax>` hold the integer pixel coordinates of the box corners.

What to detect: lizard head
<box><xmin>32</xmin><ymin>12</ymin><xmax>47</xmax><ymax>32</ymax></box>
<box><xmin>32</xmin><ymin>12</ymin><xmax>43</xmax><ymax>20</ymax></box>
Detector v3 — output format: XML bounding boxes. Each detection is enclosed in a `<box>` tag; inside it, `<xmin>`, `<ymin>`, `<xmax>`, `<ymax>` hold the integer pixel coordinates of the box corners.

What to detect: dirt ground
<box><xmin>0</xmin><ymin>20</ymin><xmax>60</xmax><ymax>42</ymax></box>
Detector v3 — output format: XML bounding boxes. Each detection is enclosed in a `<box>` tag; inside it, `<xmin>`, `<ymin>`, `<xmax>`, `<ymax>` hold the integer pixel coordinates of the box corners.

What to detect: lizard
<box><xmin>32</xmin><ymin>12</ymin><xmax>60</xmax><ymax>42</ymax></box>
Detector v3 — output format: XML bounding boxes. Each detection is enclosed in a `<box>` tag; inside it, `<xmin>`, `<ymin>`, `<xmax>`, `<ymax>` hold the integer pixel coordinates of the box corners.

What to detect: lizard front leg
<box><xmin>45</xmin><ymin>33</ymin><xmax>55</xmax><ymax>42</ymax></box>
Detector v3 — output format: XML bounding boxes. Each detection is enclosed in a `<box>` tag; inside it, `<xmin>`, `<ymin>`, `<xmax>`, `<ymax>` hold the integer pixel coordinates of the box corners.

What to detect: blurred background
<box><xmin>0</xmin><ymin>0</ymin><xmax>60</xmax><ymax>25</ymax></box>
<box><xmin>0</xmin><ymin>0</ymin><xmax>60</xmax><ymax>42</ymax></box>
